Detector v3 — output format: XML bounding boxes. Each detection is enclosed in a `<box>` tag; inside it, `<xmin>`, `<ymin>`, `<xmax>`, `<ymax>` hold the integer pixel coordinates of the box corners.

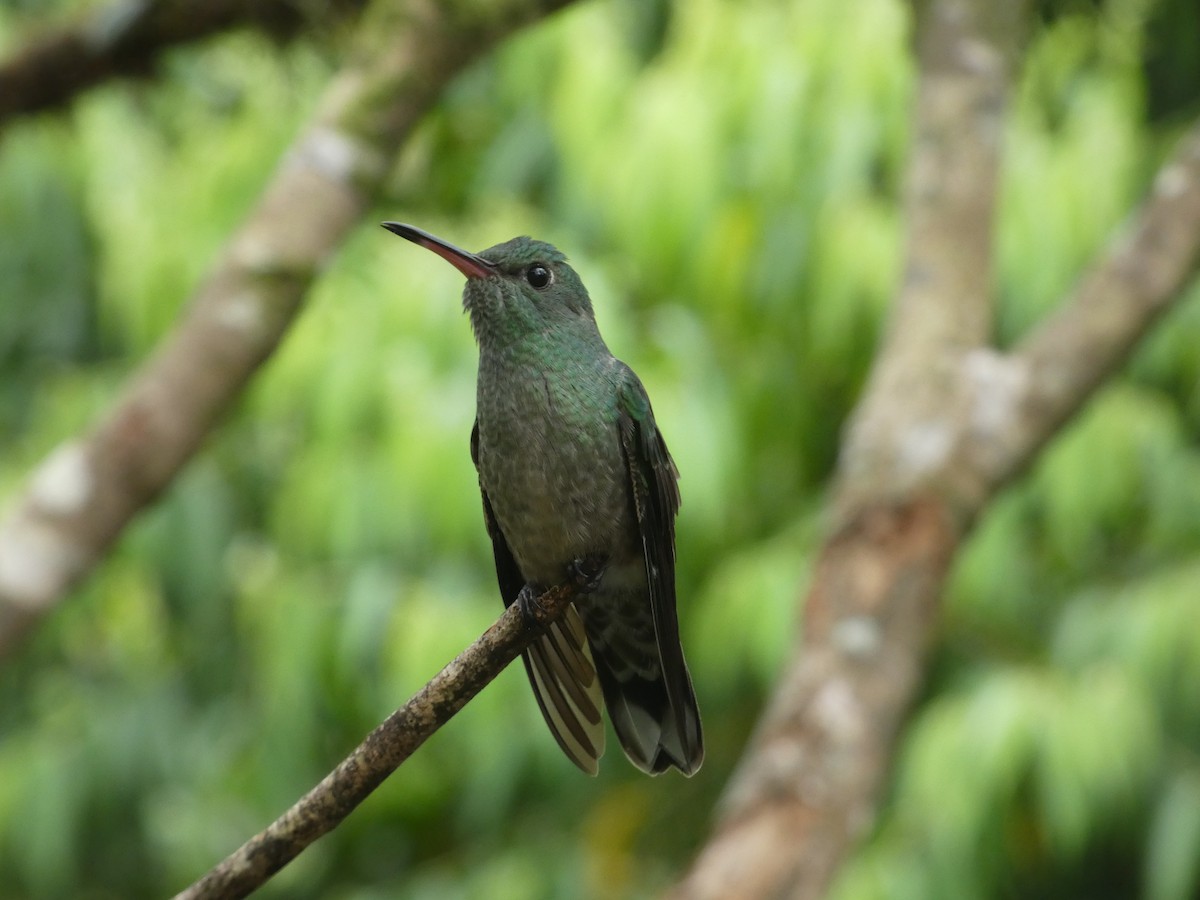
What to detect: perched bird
<box><xmin>383</xmin><ymin>222</ymin><xmax>703</xmax><ymax>776</ymax></box>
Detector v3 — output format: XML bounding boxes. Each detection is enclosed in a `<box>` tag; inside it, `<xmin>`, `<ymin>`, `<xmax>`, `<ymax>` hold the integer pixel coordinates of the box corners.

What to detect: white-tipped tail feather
<box><xmin>524</xmin><ymin>605</ymin><xmax>605</xmax><ymax>774</ymax></box>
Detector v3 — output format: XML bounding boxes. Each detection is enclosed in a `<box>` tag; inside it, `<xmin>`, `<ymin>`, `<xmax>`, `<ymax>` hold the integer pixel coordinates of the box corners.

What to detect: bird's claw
<box><xmin>568</xmin><ymin>554</ymin><xmax>607</xmax><ymax>594</ymax></box>
<box><xmin>515</xmin><ymin>583</ymin><xmax>548</xmax><ymax>630</ymax></box>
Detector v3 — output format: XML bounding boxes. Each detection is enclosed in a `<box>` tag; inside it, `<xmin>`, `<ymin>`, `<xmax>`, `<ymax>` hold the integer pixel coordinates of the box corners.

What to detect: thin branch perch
<box><xmin>174</xmin><ymin>581</ymin><xmax>579</xmax><ymax>900</ymax></box>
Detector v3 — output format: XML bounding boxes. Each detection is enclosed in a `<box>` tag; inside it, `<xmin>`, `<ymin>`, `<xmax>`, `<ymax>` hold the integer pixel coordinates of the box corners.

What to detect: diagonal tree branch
<box><xmin>668</xmin><ymin>1</ymin><xmax>1183</xmax><ymax>897</ymax></box>
<box><xmin>837</xmin><ymin>0</ymin><xmax>1025</xmax><ymax>520</ymax></box>
<box><xmin>675</xmin><ymin>17</ymin><xmax>1200</xmax><ymax>900</ymax></box>
<box><xmin>970</xmin><ymin>123</ymin><xmax>1200</xmax><ymax>491</ymax></box>
<box><xmin>173</xmin><ymin>580</ymin><xmax>578</xmax><ymax>900</ymax></box>
<box><xmin>0</xmin><ymin>0</ymin><xmax>579</xmax><ymax>659</ymax></box>
<box><xmin>671</xmin><ymin>0</ymin><xmax>1027</xmax><ymax>891</ymax></box>
<box><xmin>671</xmin><ymin>112</ymin><xmax>1200</xmax><ymax>900</ymax></box>
<box><xmin>0</xmin><ymin>0</ymin><xmax>363</xmax><ymax>131</ymax></box>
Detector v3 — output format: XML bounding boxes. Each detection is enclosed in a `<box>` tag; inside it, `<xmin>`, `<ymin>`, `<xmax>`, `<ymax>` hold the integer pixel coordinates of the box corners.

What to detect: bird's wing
<box><xmin>470</xmin><ymin>420</ymin><xmax>605</xmax><ymax>774</ymax></box>
<box><xmin>614</xmin><ymin>368</ymin><xmax>704</xmax><ymax>775</ymax></box>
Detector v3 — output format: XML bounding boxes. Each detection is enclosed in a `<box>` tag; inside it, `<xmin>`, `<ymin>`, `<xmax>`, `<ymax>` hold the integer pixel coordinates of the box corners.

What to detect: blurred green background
<box><xmin>2</xmin><ymin>0</ymin><xmax>1200</xmax><ymax>897</ymax></box>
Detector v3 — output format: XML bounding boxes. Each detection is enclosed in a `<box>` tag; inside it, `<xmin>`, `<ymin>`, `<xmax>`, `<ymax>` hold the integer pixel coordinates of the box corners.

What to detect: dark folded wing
<box><xmin>614</xmin><ymin>369</ymin><xmax>704</xmax><ymax>775</ymax></box>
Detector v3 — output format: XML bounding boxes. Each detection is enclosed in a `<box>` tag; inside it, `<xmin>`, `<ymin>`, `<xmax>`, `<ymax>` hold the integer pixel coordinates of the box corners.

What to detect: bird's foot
<box><xmin>568</xmin><ymin>554</ymin><xmax>608</xmax><ymax>594</ymax></box>
<box><xmin>515</xmin><ymin>583</ymin><xmax>549</xmax><ymax>630</ymax></box>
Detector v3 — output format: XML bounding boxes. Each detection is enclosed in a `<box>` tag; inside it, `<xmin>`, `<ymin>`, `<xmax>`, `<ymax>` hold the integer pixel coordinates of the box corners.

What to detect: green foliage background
<box><xmin>1</xmin><ymin>0</ymin><xmax>1199</xmax><ymax>897</ymax></box>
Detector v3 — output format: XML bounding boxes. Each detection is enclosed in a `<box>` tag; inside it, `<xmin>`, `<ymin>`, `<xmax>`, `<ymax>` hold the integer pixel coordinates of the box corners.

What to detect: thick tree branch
<box><xmin>838</xmin><ymin>0</ymin><xmax>1025</xmax><ymax>519</ymax></box>
<box><xmin>976</xmin><ymin>123</ymin><xmax>1200</xmax><ymax>489</ymax></box>
<box><xmin>671</xmin><ymin>499</ymin><xmax>958</xmax><ymax>900</ymax></box>
<box><xmin>671</xmin><ymin>2</ymin><xmax>1013</xmax><ymax>897</ymax></box>
<box><xmin>173</xmin><ymin>581</ymin><xmax>578</xmax><ymax>900</ymax></box>
<box><xmin>0</xmin><ymin>0</ymin><xmax>362</xmax><ymax>130</ymax></box>
<box><xmin>675</xmin><ymin>0</ymin><xmax>1200</xmax><ymax>890</ymax></box>
<box><xmin>0</xmin><ymin>0</ymin><xmax>578</xmax><ymax>658</ymax></box>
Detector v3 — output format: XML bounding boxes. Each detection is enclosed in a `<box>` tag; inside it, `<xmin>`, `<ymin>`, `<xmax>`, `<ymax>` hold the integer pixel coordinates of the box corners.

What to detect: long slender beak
<box><xmin>381</xmin><ymin>222</ymin><xmax>495</xmax><ymax>280</ymax></box>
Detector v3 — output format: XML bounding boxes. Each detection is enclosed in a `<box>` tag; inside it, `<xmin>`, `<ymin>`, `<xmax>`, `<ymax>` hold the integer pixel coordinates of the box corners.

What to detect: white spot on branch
<box><xmin>231</xmin><ymin>232</ymin><xmax>278</xmax><ymax>272</ymax></box>
<box><xmin>294</xmin><ymin>126</ymin><xmax>360</xmax><ymax>182</ymax></box>
<box><xmin>760</xmin><ymin>738</ymin><xmax>808</xmax><ymax>786</ymax></box>
<box><xmin>30</xmin><ymin>441</ymin><xmax>93</xmax><ymax>515</ymax></box>
<box><xmin>962</xmin><ymin>347</ymin><xmax>1029</xmax><ymax>438</ymax></box>
<box><xmin>897</xmin><ymin>419</ymin><xmax>953</xmax><ymax>478</ymax></box>
<box><xmin>833</xmin><ymin>616</ymin><xmax>881</xmax><ymax>658</ymax></box>
<box><xmin>0</xmin><ymin>520</ymin><xmax>82</xmax><ymax>609</ymax></box>
<box><xmin>812</xmin><ymin>678</ymin><xmax>865</xmax><ymax>743</ymax></box>
<box><xmin>216</xmin><ymin>292</ymin><xmax>264</xmax><ymax>334</ymax></box>
<box><xmin>958</xmin><ymin>37</ymin><xmax>1002</xmax><ymax>76</ymax></box>
<box><xmin>1154</xmin><ymin>163</ymin><xmax>1190</xmax><ymax>199</ymax></box>
<box><xmin>291</xmin><ymin>125</ymin><xmax>385</xmax><ymax>184</ymax></box>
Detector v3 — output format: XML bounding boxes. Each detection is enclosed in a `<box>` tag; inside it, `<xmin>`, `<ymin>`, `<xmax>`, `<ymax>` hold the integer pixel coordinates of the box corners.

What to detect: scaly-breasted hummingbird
<box><xmin>383</xmin><ymin>222</ymin><xmax>703</xmax><ymax>776</ymax></box>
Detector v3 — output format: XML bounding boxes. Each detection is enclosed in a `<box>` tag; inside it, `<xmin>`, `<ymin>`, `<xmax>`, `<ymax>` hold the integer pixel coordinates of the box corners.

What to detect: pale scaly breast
<box><xmin>477</xmin><ymin>358</ymin><xmax>632</xmax><ymax>583</ymax></box>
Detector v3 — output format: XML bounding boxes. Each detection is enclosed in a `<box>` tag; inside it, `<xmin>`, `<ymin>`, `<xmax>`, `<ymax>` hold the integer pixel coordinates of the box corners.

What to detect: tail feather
<box><xmin>579</xmin><ymin>584</ymin><xmax>703</xmax><ymax>776</ymax></box>
<box><xmin>593</xmin><ymin>651</ymin><xmax>703</xmax><ymax>776</ymax></box>
<box><xmin>521</xmin><ymin>605</ymin><xmax>605</xmax><ymax>775</ymax></box>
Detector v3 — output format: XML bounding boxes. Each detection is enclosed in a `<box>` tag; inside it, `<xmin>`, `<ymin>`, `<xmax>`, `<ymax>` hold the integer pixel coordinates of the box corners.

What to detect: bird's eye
<box><xmin>526</xmin><ymin>264</ymin><xmax>553</xmax><ymax>289</ymax></box>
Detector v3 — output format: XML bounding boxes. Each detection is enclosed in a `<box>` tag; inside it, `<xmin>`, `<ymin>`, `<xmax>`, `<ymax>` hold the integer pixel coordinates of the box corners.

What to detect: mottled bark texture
<box><xmin>671</xmin><ymin>1</ymin><xmax>1200</xmax><ymax>898</ymax></box>
<box><xmin>173</xmin><ymin>581</ymin><xmax>579</xmax><ymax>900</ymax></box>
<box><xmin>0</xmin><ymin>0</ymin><xmax>363</xmax><ymax>129</ymax></box>
<box><xmin>0</xmin><ymin>0</ymin><xmax>578</xmax><ymax>657</ymax></box>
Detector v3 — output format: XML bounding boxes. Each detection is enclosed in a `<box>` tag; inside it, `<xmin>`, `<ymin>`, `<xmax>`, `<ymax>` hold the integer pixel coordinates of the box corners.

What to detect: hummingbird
<box><xmin>382</xmin><ymin>222</ymin><xmax>703</xmax><ymax>776</ymax></box>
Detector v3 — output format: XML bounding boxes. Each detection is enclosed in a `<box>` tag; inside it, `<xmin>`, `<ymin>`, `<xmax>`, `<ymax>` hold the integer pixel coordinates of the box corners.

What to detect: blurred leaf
<box><xmin>1143</xmin><ymin>767</ymin><xmax>1200</xmax><ymax>900</ymax></box>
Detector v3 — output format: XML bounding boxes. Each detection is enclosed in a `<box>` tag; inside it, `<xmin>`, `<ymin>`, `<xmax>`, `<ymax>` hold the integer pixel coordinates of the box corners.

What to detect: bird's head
<box><xmin>382</xmin><ymin>223</ymin><xmax>598</xmax><ymax>349</ymax></box>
